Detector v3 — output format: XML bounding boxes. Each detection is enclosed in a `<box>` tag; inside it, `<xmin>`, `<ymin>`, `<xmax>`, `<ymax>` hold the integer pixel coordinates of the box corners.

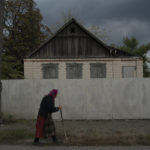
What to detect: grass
<box><xmin>66</xmin><ymin>133</ymin><xmax>150</xmax><ymax>146</ymax></box>
<box><xmin>0</xmin><ymin>117</ymin><xmax>35</xmax><ymax>144</ymax></box>
<box><xmin>1</xmin><ymin>115</ymin><xmax>22</xmax><ymax>124</ymax></box>
<box><xmin>0</xmin><ymin>119</ymin><xmax>150</xmax><ymax>145</ymax></box>
<box><xmin>0</xmin><ymin>129</ymin><xmax>34</xmax><ymax>143</ymax></box>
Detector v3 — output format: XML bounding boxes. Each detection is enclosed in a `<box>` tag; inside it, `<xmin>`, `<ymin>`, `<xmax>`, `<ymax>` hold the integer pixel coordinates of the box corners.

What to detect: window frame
<box><xmin>90</xmin><ymin>63</ymin><xmax>106</xmax><ymax>78</ymax></box>
<box><xmin>42</xmin><ymin>63</ymin><xmax>59</xmax><ymax>79</ymax></box>
<box><xmin>66</xmin><ymin>63</ymin><xmax>83</xmax><ymax>79</ymax></box>
<box><xmin>122</xmin><ymin>66</ymin><xmax>137</xmax><ymax>78</ymax></box>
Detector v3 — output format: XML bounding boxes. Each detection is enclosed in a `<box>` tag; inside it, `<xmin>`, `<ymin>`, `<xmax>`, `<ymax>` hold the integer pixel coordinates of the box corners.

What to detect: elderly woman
<box><xmin>34</xmin><ymin>89</ymin><xmax>61</xmax><ymax>144</ymax></box>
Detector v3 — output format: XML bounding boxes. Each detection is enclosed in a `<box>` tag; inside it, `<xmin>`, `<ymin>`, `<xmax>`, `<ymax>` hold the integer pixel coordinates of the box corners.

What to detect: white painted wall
<box><xmin>24</xmin><ymin>58</ymin><xmax>143</xmax><ymax>79</ymax></box>
<box><xmin>1</xmin><ymin>78</ymin><xmax>150</xmax><ymax>119</ymax></box>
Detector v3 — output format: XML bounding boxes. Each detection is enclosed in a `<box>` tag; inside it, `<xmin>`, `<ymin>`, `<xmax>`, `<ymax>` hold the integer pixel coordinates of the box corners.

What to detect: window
<box><xmin>122</xmin><ymin>66</ymin><xmax>136</xmax><ymax>78</ymax></box>
<box><xmin>42</xmin><ymin>63</ymin><xmax>58</xmax><ymax>79</ymax></box>
<box><xmin>70</xmin><ymin>27</ymin><xmax>75</xmax><ymax>33</ymax></box>
<box><xmin>90</xmin><ymin>63</ymin><xmax>106</xmax><ymax>78</ymax></box>
<box><xmin>66</xmin><ymin>63</ymin><xmax>82</xmax><ymax>79</ymax></box>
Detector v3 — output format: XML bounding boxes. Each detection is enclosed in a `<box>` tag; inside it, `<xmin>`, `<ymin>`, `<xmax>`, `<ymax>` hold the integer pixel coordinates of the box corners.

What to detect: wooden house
<box><xmin>24</xmin><ymin>18</ymin><xmax>143</xmax><ymax>79</ymax></box>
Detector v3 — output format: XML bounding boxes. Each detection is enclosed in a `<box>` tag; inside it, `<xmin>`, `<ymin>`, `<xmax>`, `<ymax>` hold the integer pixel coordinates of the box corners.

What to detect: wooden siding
<box><xmin>30</xmin><ymin>22</ymin><xmax>111</xmax><ymax>58</ymax></box>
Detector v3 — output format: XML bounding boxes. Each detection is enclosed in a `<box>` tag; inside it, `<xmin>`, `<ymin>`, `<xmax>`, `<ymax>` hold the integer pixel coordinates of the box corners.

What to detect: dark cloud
<box><xmin>35</xmin><ymin>0</ymin><xmax>150</xmax><ymax>45</ymax></box>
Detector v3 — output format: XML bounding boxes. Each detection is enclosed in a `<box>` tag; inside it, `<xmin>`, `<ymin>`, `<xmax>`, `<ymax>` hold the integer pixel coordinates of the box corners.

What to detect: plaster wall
<box><xmin>1</xmin><ymin>78</ymin><xmax>149</xmax><ymax>119</ymax></box>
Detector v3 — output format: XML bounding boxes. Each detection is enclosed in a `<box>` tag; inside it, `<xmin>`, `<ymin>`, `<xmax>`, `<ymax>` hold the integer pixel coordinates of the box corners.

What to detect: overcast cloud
<box><xmin>35</xmin><ymin>0</ymin><xmax>150</xmax><ymax>46</ymax></box>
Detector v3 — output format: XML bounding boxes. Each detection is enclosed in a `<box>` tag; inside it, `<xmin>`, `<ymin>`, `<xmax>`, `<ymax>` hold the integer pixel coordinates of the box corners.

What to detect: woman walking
<box><xmin>34</xmin><ymin>89</ymin><xmax>61</xmax><ymax>144</ymax></box>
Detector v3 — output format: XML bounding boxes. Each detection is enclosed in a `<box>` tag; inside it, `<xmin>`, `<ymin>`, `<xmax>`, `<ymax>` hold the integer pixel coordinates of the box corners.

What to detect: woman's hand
<box><xmin>58</xmin><ymin>105</ymin><xmax>62</xmax><ymax>110</ymax></box>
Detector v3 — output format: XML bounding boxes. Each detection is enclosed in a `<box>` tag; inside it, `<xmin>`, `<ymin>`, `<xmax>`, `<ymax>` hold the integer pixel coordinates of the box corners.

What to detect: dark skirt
<box><xmin>44</xmin><ymin>113</ymin><xmax>56</xmax><ymax>138</ymax></box>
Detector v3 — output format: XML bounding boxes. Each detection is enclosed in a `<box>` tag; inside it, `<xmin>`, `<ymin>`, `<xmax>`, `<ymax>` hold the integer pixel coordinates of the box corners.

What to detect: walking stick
<box><xmin>60</xmin><ymin>107</ymin><xmax>68</xmax><ymax>142</ymax></box>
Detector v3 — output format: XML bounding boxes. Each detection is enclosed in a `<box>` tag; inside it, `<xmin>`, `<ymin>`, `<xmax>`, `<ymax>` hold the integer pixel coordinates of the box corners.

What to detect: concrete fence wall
<box><xmin>1</xmin><ymin>78</ymin><xmax>150</xmax><ymax>119</ymax></box>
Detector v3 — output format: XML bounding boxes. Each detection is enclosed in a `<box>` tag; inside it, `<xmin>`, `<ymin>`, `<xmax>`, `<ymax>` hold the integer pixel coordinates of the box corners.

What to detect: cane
<box><xmin>59</xmin><ymin>107</ymin><xmax>68</xmax><ymax>142</ymax></box>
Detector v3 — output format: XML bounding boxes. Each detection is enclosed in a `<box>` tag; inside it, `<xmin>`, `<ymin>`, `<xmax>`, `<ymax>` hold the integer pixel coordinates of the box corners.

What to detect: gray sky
<box><xmin>35</xmin><ymin>0</ymin><xmax>150</xmax><ymax>46</ymax></box>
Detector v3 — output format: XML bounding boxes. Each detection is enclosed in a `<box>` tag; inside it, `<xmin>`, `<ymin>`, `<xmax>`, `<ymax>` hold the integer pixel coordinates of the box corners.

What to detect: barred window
<box><xmin>122</xmin><ymin>66</ymin><xmax>136</xmax><ymax>78</ymax></box>
<box><xmin>90</xmin><ymin>63</ymin><xmax>106</xmax><ymax>78</ymax></box>
<box><xmin>66</xmin><ymin>63</ymin><xmax>83</xmax><ymax>79</ymax></box>
<box><xmin>42</xmin><ymin>63</ymin><xmax>58</xmax><ymax>79</ymax></box>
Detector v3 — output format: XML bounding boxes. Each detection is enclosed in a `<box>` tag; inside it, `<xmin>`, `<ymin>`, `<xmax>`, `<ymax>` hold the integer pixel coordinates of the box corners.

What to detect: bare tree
<box><xmin>0</xmin><ymin>0</ymin><xmax>5</xmax><ymax>121</ymax></box>
<box><xmin>52</xmin><ymin>10</ymin><xmax>108</xmax><ymax>41</ymax></box>
<box><xmin>51</xmin><ymin>9</ymin><xmax>81</xmax><ymax>32</ymax></box>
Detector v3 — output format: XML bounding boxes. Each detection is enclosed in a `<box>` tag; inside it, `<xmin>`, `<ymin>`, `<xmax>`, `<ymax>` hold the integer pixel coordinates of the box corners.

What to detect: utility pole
<box><xmin>0</xmin><ymin>0</ymin><xmax>5</xmax><ymax>121</ymax></box>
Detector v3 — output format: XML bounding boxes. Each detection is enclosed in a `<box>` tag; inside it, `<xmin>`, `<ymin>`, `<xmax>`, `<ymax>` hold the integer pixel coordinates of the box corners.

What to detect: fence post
<box><xmin>0</xmin><ymin>0</ymin><xmax>5</xmax><ymax>121</ymax></box>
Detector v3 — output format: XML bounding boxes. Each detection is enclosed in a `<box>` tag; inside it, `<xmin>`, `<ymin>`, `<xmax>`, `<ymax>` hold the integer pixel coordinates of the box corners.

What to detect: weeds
<box><xmin>0</xmin><ymin>120</ymin><xmax>150</xmax><ymax>145</ymax></box>
<box><xmin>0</xmin><ymin>129</ymin><xmax>34</xmax><ymax>143</ymax></box>
<box><xmin>2</xmin><ymin>115</ymin><xmax>17</xmax><ymax>124</ymax></box>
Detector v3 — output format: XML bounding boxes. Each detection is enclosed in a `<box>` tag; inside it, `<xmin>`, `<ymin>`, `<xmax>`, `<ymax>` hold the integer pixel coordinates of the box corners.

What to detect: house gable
<box><xmin>29</xmin><ymin>19</ymin><xmax>112</xmax><ymax>58</ymax></box>
<box><xmin>28</xmin><ymin>18</ymin><xmax>138</xmax><ymax>59</ymax></box>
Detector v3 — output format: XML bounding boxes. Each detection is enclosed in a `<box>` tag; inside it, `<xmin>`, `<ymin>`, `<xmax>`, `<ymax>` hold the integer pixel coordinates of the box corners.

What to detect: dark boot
<box><xmin>52</xmin><ymin>135</ymin><xmax>57</xmax><ymax>142</ymax></box>
<box><xmin>34</xmin><ymin>137</ymin><xmax>39</xmax><ymax>143</ymax></box>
